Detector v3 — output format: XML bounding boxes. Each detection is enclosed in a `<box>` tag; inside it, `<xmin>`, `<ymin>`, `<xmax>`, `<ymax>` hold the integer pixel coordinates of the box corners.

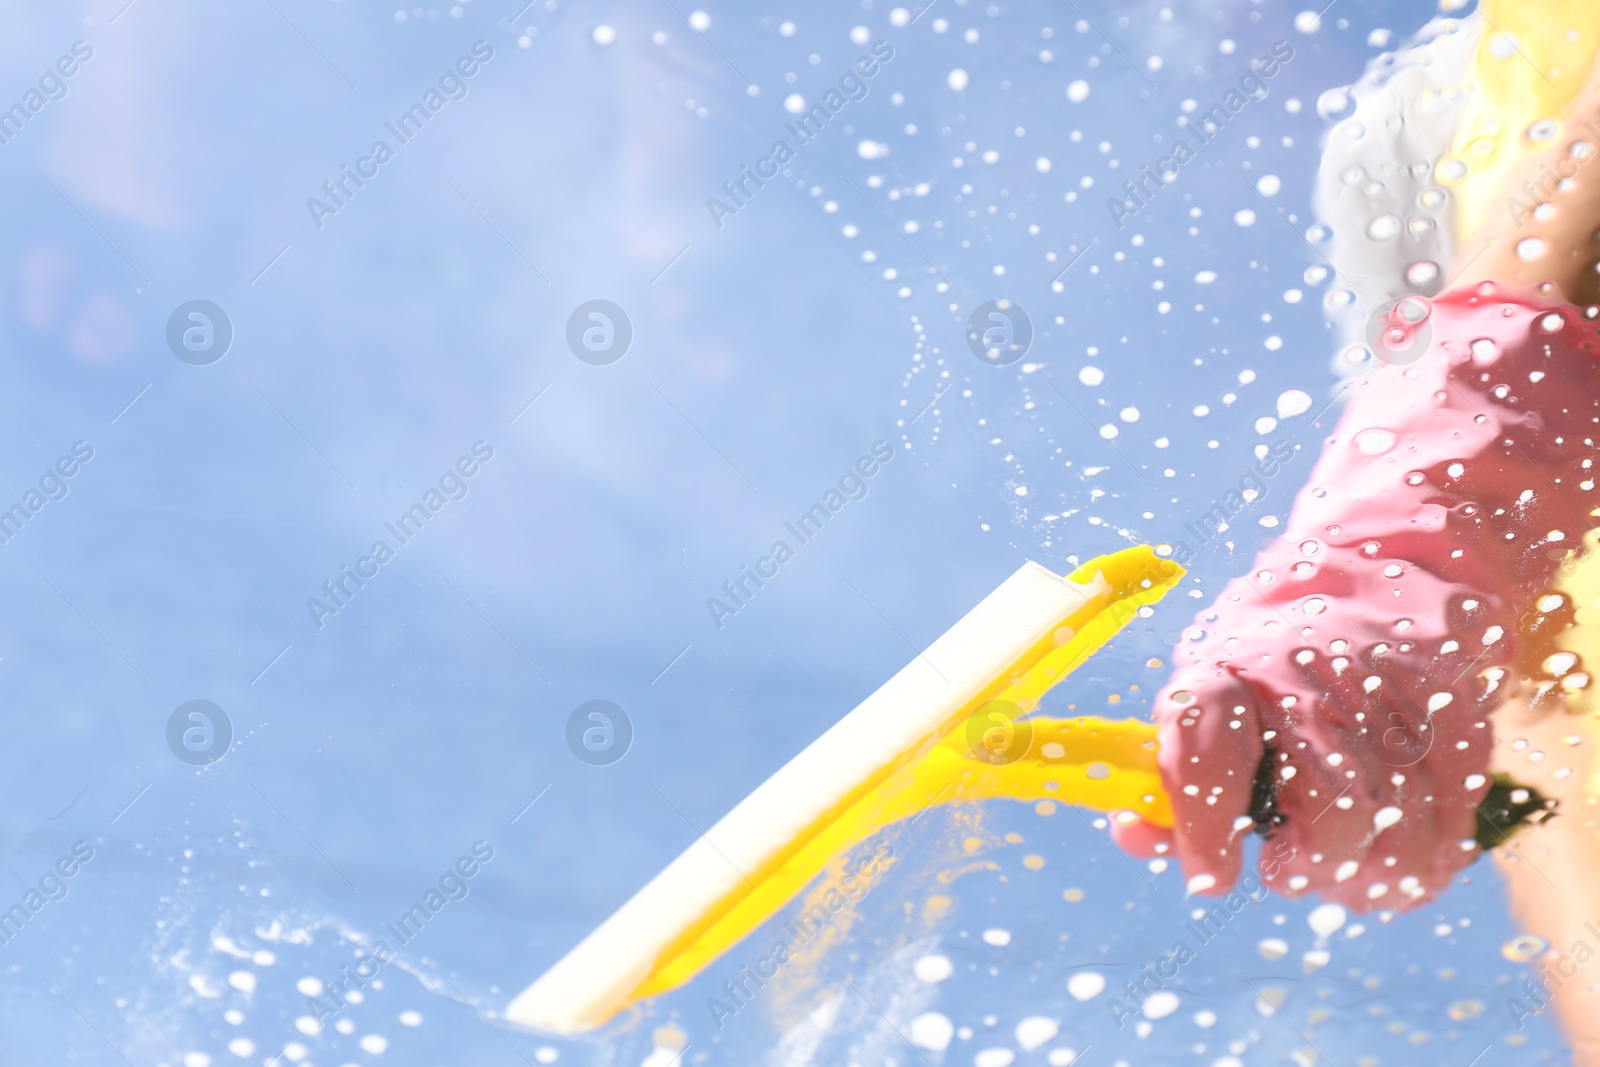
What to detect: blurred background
<box><xmin>0</xmin><ymin>0</ymin><xmax>1564</xmax><ymax>1063</ymax></box>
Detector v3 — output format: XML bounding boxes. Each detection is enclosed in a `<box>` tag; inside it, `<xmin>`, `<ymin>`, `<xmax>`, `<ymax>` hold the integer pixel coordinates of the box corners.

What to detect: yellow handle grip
<box><xmin>633</xmin><ymin>547</ymin><xmax>1180</xmax><ymax>1001</ymax></box>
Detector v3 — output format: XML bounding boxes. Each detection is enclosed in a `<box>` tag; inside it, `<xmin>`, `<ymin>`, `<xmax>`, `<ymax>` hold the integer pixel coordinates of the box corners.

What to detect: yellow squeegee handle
<box><xmin>632</xmin><ymin>547</ymin><xmax>1180</xmax><ymax>1000</ymax></box>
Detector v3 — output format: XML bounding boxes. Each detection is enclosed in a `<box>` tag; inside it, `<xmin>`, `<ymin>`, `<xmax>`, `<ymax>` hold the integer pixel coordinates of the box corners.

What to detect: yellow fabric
<box><xmin>630</xmin><ymin>547</ymin><xmax>1181</xmax><ymax>1001</ymax></box>
<box><xmin>1438</xmin><ymin>0</ymin><xmax>1600</xmax><ymax>761</ymax></box>
<box><xmin>1444</xmin><ymin>0</ymin><xmax>1600</xmax><ymax>237</ymax></box>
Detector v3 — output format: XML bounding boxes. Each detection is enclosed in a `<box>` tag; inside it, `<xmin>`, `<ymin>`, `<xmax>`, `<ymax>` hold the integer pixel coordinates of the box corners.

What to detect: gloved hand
<box><xmin>1122</xmin><ymin>286</ymin><xmax>1599</xmax><ymax>910</ymax></box>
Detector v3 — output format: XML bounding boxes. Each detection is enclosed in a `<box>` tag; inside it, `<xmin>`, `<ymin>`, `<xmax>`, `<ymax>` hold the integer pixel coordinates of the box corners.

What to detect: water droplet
<box><xmin>1502</xmin><ymin>934</ymin><xmax>1548</xmax><ymax>963</ymax></box>
<box><xmin>1016</xmin><ymin>1016</ymin><xmax>1058</xmax><ymax>1052</ymax></box>
<box><xmin>1487</xmin><ymin>30</ymin><xmax>1520</xmax><ymax>60</ymax></box>
<box><xmin>1366</xmin><ymin>214</ymin><xmax>1401</xmax><ymax>240</ymax></box>
<box><xmin>1526</xmin><ymin>118</ymin><xmax>1561</xmax><ymax>144</ymax></box>
<box><xmin>1341</xmin><ymin>343</ymin><xmax>1373</xmax><ymax>367</ymax></box>
<box><xmin>1067</xmin><ymin>971</ymin><xmax>1106</xmax><ymax>1000</ymax></box>
<box><xmin>1517</xmin><ymin>237</ymin><xmax>1547</xmax><ymax>260</ymax></box>
<box><xmin>1545</xmin><ymin>653</ymin><xmax>1578</xmax><ymax>676</ymax></box>
<box><xmin>1406</xmin><ymin>261</ymin><xmax>1440</xmax><ymax>288</ymax></box>
<box><xmin>1316</xmin><ymin>88</ymin><xmax>1351</xmax><ymax>118</ymax></box>
<box><xmin>1309</xmin><ymin>903</ymin><xmax>1347</xmax><ymax>937</ymax></box>
<box><xmin>1274</xmin><ymin>390</ymin><xmax>1311</xmax><ymax>419</ymax></box>
<box><xmin>1143</xmin><ymin>990</ymin><xmax>1181</xmax><ymax>1019</ymax></box>
<box><xmin>1355</xmin><ymin>428</ymin><xmax>1396</xmax><ymax>455</ymax></box>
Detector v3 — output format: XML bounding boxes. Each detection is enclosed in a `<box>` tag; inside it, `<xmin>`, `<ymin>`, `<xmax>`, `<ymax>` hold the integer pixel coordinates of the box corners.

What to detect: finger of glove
<box><xmin>1154</xmin><ymin>664</ymin><xmax>1264</xmax><ymax>895</ymax></box>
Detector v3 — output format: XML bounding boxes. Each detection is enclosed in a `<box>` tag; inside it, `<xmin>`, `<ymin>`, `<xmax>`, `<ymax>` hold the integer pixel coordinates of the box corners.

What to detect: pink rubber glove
<box><xmin>1139</xmin><ymin>285</ymin><xmax>1599</xmax><ymax>910</ymax></box>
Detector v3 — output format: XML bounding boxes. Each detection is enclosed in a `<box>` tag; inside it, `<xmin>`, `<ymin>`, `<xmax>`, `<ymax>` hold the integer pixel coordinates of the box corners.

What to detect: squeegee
<box><xmin>507</xmin><ymin>545</ymin><xmax>1183</xmax><ymax>1033</ymax></box>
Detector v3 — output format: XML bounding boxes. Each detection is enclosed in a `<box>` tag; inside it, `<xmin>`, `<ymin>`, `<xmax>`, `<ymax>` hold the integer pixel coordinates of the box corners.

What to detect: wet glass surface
<box><xmin>0</xmin><ymin>0</ymin><xmax>1586</xmax><ymax>1064</ymax></box>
